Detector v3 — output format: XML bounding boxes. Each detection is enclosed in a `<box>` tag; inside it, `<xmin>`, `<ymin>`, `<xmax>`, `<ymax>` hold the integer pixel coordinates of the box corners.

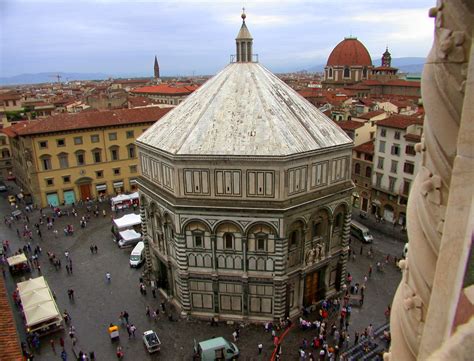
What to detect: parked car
<box><xmin>143</xmin><ymin>330</ymin><xmax>161</xmax><ymax>353</ymax></box>
<box><xmin>0</xmin><ymin>182</ymin><xmax>7</xmax><ymax>192</ymax></box>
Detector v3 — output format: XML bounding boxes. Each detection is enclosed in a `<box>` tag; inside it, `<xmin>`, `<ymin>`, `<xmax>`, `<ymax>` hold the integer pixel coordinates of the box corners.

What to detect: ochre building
<box><xmin>3</xmin><ymin>107</ymin><xmax>170</xmax><ymax>207</ymax></box>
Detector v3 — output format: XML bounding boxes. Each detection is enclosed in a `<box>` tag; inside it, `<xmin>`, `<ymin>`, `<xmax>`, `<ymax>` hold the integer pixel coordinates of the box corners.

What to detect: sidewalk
<box><xmin>354</xmin><ymin>210</ymin><xmax>408</xmax><ymax>243</ymax></box>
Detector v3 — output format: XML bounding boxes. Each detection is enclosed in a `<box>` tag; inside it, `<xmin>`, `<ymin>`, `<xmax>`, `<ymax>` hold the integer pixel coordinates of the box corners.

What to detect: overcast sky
<box><xmin>0</xmin><ymin>0</ymin><xmax>434</xmax><ymax>77</ymax></box>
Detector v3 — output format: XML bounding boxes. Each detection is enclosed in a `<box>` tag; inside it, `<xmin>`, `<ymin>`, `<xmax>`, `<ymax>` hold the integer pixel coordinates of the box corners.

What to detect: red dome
<box><xmin>327</xmin><ymin>37</ymin><xmax>372</xmax><ymax>66</ymax></box>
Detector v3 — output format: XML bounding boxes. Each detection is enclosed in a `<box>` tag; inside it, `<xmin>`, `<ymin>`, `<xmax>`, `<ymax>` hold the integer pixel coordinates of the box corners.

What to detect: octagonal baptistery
<box><xmin>136</xmin><ymin>14</ymin><xmax>353</xmax><ymax>322</ymax></box>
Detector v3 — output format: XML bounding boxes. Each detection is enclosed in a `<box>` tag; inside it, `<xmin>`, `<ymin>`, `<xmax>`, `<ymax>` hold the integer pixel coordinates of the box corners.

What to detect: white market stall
<box><xmin>112</xmin><ymin>213</ymin><xmax>142</xmax><ymax>242</ymax></box>
<box><xmin>17</xmin><ymin>276</ymin><xmax>63</xmax><ymax>335</ymax></box>
<box><xmin>111</xmin><ymin>192</ymin><xmax>140</xmax><ymax>211</ymax></box>
<box><xmin>118</xmin><ymin>229</ymin><xmax>142</xmax><ymax>248</ymax></box>
<box><xmin>7</xmin><ymin>253</ymin><xmax>30</xmax><ymax>274</ymax></box>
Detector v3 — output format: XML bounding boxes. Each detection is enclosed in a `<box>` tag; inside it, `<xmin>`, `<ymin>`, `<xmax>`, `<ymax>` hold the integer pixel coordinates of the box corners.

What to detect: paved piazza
<box><xmin>1</xmin><ymin>183</ymin><xmax>404</xmax><ymax>360</ymax></box>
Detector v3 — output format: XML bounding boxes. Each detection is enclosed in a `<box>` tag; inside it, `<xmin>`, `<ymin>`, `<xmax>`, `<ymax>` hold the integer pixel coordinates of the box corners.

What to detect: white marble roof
<box><xmin>138</xmin><ymin>62</ymin><xmax>352</xmax><ymax>156</ymax></box>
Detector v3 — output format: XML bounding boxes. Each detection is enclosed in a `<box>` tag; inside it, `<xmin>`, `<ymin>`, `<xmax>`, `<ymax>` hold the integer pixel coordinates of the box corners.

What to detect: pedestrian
<box><xmin>161</xmin><ymin>301</ymin><xmax>166</xmax><ymax>312</ymax></box>
<box><xmin>69</xmin><ymin>261</ymin><xmax>73</xmax><ymax>274</ymax></box>
<box><xmin>368</xmin><ymin>265</ymin><xmax>373</xmax><ymax>278</ymax></box>
<box><xmin>119</xmin><ymin>312</ymin><xmax>125</xmax><ymax>325</ymax></box>
<box><xmin>65</xmin><ymin>251</ymin><xmax>69</xmax><ymax>259</ymax></box>
<box><xmin>94</xmin><ymin>245</ymin><xmax>98</xmax><ymax>253</ymax></box>
<box><xmin>152</xmin><ymin>288</ymin><xmax>156</xmax><ymax>298</ymax></box>
<box><xmin>106</xmin><ymin>272</ymin><xmax>111</xmax><ymax>283</ymax></box>
<box><xmin>130</xmin><ymin>324</ymin><xmax>137</xmax><ymax>337</ymax></box>
<box><xmin>66</xmin><ymin>264</ymin><xmax>70</xmax><ymax>275</ymax></box>
<box><xmin>67</xmin><ymin>289</ymin><xmax>74</xmax><ymax>300</ymax></box>
<box><xmin>68</xmin><ymin>326</ymin><xmax>75</xmax><ymax>340</ymax></box>
<box><xmin>123</xmin><ymin>310</ymin><xmax>129</xmax><ymax>324</ymax></box>
<box><xmin>126</xmin><ymin>324</ymin><xmax>132</xmax><ymax>339</ymax></box>
<box><xmin>146</xmin><ymin>306</ymin><xmax>151</xmax><ymax>317</ymax></box>
<box><xmin>61</xmin><ymin>349</ymin><xmax>67</xmax><ymax>361</ymax></box>
<box><xmin>232</xmin><ymin>330</ymin><xmax>238</xmax><ymax>342</ymax></box>
<box><xmin>89</xmin><ymin>351</ymin><xmax>95</xmax><ymax>360</ymax></box>
<box><xmin>90</xmin><ymin>245</ymin><xmax>94</xmax><ymax>254</ymax></box>
<box><xmin>364</xmin><ymin>275</ymin><xmax>368</xmax><ymax>284</ymax></box>
<box><xmin>258</xmin><ymin>343</ymin><xmax>263</xmax><ymax>354</ymax></box>
<box><xmin>116</xmin><ymin>346</ymin><xmax>124</xmax><ymax>359</ymax></box>
<box><xmin>60</xmin><ymin>337</ymin><xmax>65</xmax><ymax>349</ymax></box>
<box><xmin>50</xmin><ymin>339</ymin><xmax>56</xmax><ymax>353</ymax></box>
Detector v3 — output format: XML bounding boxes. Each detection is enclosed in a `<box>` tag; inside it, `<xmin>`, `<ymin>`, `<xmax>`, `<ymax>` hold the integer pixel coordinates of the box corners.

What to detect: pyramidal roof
<box><xmin>236</xmin><ymin>22</ymin><xmax>253</xmax><ymax>40</ymax></box>
<box><xmin>137</xmin><ymin>14</ymin><xmax>352</xmax><ymax>157</ymax></box>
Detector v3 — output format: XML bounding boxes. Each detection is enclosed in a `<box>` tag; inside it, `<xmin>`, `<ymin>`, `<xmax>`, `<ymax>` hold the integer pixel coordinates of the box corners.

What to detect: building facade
<box><xmin>137</xmin><ymin>14</ymin><xmax>354</xmax><ymax>322</ymax></box>
<box><xmin>131</xmin><ymin>83</ymin><xmax>199</xmax><ymax>106</ymax></box>
<box><xmin>3</xmin><ymin>107</ymin><xmax>170</xmax><ymax>207</ymax></box>
<box><xmin>351</xmin><ymin>141</ymin><xmax>374</xmax><ymax>214</ymax></box>
<box><xmin>371</xmin><ymin>115</ymin><xmax>423</xmax><ymax>225</ymax></box>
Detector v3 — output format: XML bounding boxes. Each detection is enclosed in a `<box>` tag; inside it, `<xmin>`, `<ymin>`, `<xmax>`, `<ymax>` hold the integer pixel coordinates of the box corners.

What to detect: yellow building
<box><xmin>3</xmin><ymin>107</ymin><xmax>171</xmax><ymax>207</ymax></box>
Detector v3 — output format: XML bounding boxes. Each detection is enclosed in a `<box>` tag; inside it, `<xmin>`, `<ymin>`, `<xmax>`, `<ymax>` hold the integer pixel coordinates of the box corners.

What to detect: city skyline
<box><xmin>1</xmin><ymin>0</ymin><xmax>433</xmax><ymax>77</ymax></box>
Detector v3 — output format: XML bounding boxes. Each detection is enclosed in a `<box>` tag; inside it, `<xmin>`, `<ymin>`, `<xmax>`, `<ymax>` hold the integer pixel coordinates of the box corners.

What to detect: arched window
<box><xmin>335</xmin><ymin>213</ymin><xmax>343</xmax><ymax>229</ymax></box>
<box><xmin>343</xmin><ymin>67</ymin><xmax>350</xmax><ymax>78</ymax></box>
<box><xmin>289</xmin><ymin>230</ymin><xmax>298</xmax><ymax>247</ymax></box>
<box><xmin>57</xmin><ymin>152</ymin><xmax>69</xmax><ymax>169</ymax></box>
<box><xmin>328</xmin><ymin>67</ymin><xmax>333</xmax><ymax>78</ymax></box>
<box><xmin>355</xmin><ymin>163</ymin><xmax>361</xmax><ymax>175</ymax></box>
<box><xmin>75</xmin><ymin>150</ymin><xmax>85</xmax><ymax>166</ymax></box>
<box><xmin>363</xmin><ymin>67</ymin><xmax>368</xmax><ymax>78</ymax></box>
<box><xmin>109</xmin><ymin>145</ymin><xmax>120</xmax><ymax>161</ymax></box>
<box><xmin>127</xmin><ymin>144</ymin><xmax>136</xmax><ymax>159</ymax></box>
<box><xmin>365</xmin><ymin>166</ymin><xmax>372</xmax><ymax>178</ymax></box>
<box><xmin>91</xmin><ymin>148</ymin><xmax>102</xmax><ymax>163</ymax></box>
<box><xmin>224</xmin><ymin>233</ymin><xmax>234</xmax><ymax>249</ymax></box>
<box><xmin>40</xmin><ymin>155</ymin><xmax>52</xmax><ymax>170</ymax></box>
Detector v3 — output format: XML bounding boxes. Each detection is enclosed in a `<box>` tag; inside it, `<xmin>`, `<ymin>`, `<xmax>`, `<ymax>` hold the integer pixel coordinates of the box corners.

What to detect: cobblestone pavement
<box><xmin>1</xmin><ymin>184</ymin><xmax>404</xmax><ymax>361</ymax></box>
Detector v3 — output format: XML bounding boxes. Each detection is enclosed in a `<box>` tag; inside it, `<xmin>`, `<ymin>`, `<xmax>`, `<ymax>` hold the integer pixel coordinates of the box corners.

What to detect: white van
<box><xmin>130</xmin><ymin>241</ymin><xmax>145</xmax><ymax>267</ymax></box>
<box><xmin>350</xmin><ymin>220</ymin><xmax>373</xmax><ymax>243</ymax></box>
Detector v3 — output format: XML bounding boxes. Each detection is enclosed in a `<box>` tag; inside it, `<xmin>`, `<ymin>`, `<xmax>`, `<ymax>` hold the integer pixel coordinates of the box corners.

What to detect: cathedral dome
<box><xmin>327</xmin><ymin>37</ymin><xmax>372</xmax><ymax>67</ymax></box>
<box><xmin>137</xmin><ymin>62</ymin><xmax>351</xmax><ymax>157</ymax></box>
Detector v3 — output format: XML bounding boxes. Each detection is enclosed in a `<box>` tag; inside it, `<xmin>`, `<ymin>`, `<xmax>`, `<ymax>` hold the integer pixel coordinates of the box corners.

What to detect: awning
<box><xmin>113</xmin><ymin>213</ymin><xmax>141</xmax><ymax>229</ymax></box>
<box><xmin>119</xmin><ymin>229</ymin><xmax>142</xmax><ymax>241</ymax></box>
<box><xmin>113</xmin><ymin>181</ymin><xmax>124</xmax><ymax>188</ymax></box>
<box><xmin>96</xmin><ymin>184</ymin><xmax>107</xmax><ymax>191</ymax></box>
<box><xmin>7</xmin><ymin>253</ymin><xmax>28</xmax><ymax>266</ymax></box>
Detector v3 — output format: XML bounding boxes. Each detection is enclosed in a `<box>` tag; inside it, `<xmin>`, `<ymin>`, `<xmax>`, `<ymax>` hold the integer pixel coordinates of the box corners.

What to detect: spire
<box><xmin>235</xmin><ymin>8</ymin><xmax>253</xmax><ymax>62</ymax></box>
<box><xmin>154</xmin><ymin>55</ymin><xmax>160</xmax><ymax>79</ymax></box>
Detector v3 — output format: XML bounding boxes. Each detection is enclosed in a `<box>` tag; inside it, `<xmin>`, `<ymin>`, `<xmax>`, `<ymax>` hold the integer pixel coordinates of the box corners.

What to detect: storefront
<box><xmin>95</xmin><ymin>183</ymin><xmax>107</xmax><ymax>199</ymax></box>
<box><xmin>113</xmin><ymin>181</ymin><xmax>124</xmax><ymax>194</ymax></box>
<box><xmin>63</xmin><ymin>190</ymin><xmax>76</xmax><ymax>205</ymax></box>
<box><xmin>46</xmin><ymin>192</ymin><xmax>59</xmax><ymax>207</ymax></box>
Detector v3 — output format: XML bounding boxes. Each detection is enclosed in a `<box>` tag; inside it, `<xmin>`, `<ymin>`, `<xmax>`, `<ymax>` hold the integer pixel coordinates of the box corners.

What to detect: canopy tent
<box><xmin>17</xmin><ymin>276</ymin><xmax>48</xmax><ymax>294</ymax></box>
<box><xmin>119</xmin><ymin>229</ymin><xmax>142</xmax><ymax>242</ymax></box>
<box><xmin>113</xmin><ymin>213</ymin><xmax>141</xmax><ymax>229</ymax></box>
<box><xmin>23</xmin><ymin>300</ymin><xmax>61</xmax><ymax>327</ymax></box>
<box><xmin>7</xmin><ymin>253</ymin><xmax>28</xmax><ymax>267</ymax></box>
<box><xmin>111</xmin><ymin>194</ymin><xmax>130</xmax><ymax>205</ymax></box>
<box><xmin>20</xmin><ymin>288</ymin><xmax>52</xmax><ymax>309</ymax></box>
<box><xmin>17</xmin><ymin>277</ymin><xmax>61</xmax><ymax>329</ymax></box>
<box><xmin>128</xmin><ymin>192</ymin><xmax>139</xmax><ymax>200</ymax></box>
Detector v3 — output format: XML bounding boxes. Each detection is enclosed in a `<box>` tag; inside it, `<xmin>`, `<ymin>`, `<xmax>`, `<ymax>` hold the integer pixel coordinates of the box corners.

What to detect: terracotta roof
<box><xmin>128</xmin><ymin>96</ymin><xmax>154</xmax><ymax>107</ymax></box>
<box><xmin>353</xmin><ymin>140</ymin><xmax>374</xmax><ymax>154</ymax></box>
<box><xmin>358</xmin><ymin>110</ymin><xmax>386</xmax><ymax>120</ymax></box>
<box><xmin>0</xmin><ymin>276</ymin><xmax>23</xmax><ymax>361</ymax></box>
<box><xmin>327</xmin><ymin>37</ymin><xmax>372</xmax><ymax>67</ymax></box>
<box><xmin>373</xmin><ymin>66</ymin><xmax>398</xmax><ymax>71</ymax></box>
<box><xmin>0</xmin><ymin>91</ymin><xmax>21</xmax><ymax>101</ymax></box>
<box><xmin>338</xmin><ymin>120</ymin><xmax>365</xmax><ymax>130</ymax></box>
<box><xmin>132</xmin><ymin>83</ymin><xmax>199</xmax><ymax>95</ymax></box>
<box><xmin>361</xmin><ymin>79</ymin><xmax>421</xmax><ymax>88</ymax></box>
<box><xmin>3</xmin><ymin>107</ymin><xmax>172</xmax><ymax>136</ymax></box>
<box><xmin>404</xmin><ymin>133</ymin><xmax>422</xmax><ymax>142</ymax></box>
<box><xmin>113</xmin><ymin>78</ymin><xmax>150</xmax><ymax>84</ymax></box>
<box><xmin>377</xmin><ymin>114</ymin><xmax>423</xmax><ymax>129</ymax></box>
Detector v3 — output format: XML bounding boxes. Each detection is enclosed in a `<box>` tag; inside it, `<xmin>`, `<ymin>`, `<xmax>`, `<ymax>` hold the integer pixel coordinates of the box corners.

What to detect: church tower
<box><xmin>235</xmin><ymin>9</ymin><xmax>253</xmax><ymax>62</ymax></box>
<box><xmin>154</xmin><ymin>55</ymin><xmax>160</xmax><ymax>79</ymax></box>
<box><xmin>382</xmin><ymin>47</ymin><xmax>392</xmax><ymax>67</ymax></box>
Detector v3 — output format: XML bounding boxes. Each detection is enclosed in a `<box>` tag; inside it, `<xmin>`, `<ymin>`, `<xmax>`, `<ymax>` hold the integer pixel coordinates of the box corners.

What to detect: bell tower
<box><xmin>154</xmin><ymin>55</ymin><xmax>160</xmax><ymax>79</ymax></box>
<box><xmin>382</xmin><ymin>47</ymin><xmax>392</xmax><ymax>67</ymax></box>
